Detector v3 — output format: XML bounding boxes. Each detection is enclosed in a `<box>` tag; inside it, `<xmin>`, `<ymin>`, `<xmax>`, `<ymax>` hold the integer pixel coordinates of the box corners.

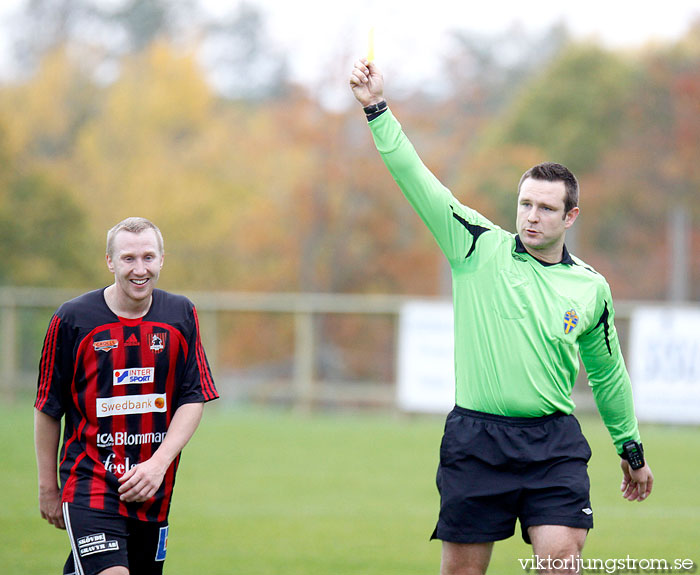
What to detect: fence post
<box><xmin>0</xmin><ymin>291</ymin><xmax>18</xmax><ymax>401</ymax></box>
<box><xmin>294</xmin><ymin>309</ymin><xmax>315</xmax><ymax>412</ymax></box>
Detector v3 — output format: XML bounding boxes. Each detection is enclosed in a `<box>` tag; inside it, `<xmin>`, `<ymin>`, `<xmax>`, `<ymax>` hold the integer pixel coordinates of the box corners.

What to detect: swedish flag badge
<box><xmin>563</xmin><ymin>309</ymin><xmax>579</xmax><ymax>334</ymax></box>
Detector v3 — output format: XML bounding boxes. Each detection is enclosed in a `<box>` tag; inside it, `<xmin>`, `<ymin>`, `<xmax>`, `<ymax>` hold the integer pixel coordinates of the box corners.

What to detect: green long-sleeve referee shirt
<box><xmin>369</xmin><ymin>109</ymin><xmax>640</xmax><ymax>451</ymax></box>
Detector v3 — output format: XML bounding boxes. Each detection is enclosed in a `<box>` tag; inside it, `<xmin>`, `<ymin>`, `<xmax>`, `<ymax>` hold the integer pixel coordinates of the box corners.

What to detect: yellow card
<box><xmin>368</xmin><ymin>26</ymin><xmax>375</xmax><ymax>62</ymax></box>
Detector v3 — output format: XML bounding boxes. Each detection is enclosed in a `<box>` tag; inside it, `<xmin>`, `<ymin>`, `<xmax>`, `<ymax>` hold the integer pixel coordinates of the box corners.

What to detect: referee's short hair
<box><xmin>518</xmin><ymin>162</ymin><xmax>579</xmax><ymax>215</ymax></box>
<box><xmin>106</xmin><ymin>217</ymin><xmax>164</xmax><ymax>258</ymax></box>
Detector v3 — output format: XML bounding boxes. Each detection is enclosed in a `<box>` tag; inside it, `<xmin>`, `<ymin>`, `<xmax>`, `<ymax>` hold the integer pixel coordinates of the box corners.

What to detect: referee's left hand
<box><xmin>117</xmin><ymin>459</ymin><xmax>167</xmax><ymax>503</ymax></box>
<box><xmin>620</xmin><ymin>460</ymin><xmax>654</xmax><ymax>502</ymax></box>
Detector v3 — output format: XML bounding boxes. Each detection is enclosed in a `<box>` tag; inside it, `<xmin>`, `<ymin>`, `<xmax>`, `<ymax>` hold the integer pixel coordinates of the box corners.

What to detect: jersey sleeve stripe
<box><xmin>36</xmin><ymin>314</ymin><xmax>62</xmax><ymax>411</ymax></box>
<box><xmin>591</xmin><ymin>301</ymin><xmax>612</xmax><ymax>355</ymax></box>
<box><xmin>192</xmin><ymin>307</ymin><xmax>218</xmax><ymax>401</ymax></box>
<box><xmin>197</xmin><ymin>338</ymin><xmax>217</xmax><ymax>400</ymax></box>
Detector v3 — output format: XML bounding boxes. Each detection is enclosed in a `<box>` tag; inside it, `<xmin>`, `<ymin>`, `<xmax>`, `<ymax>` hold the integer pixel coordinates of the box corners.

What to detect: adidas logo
<box><xmin>124</xmin><ymin>333</ymin><xmax>140</xmax><ymax>346</ymax></box>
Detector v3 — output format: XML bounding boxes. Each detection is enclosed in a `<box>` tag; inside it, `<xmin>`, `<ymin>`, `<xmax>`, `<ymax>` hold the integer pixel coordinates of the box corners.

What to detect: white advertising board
<box><xmin>629</xmin><ymin>306</ymin><xmax>700</xmax><ymax>424</ymax></box>
<box><xmin>396</xmin><ymin>300</ymin><xmax>455</xmax><ymax>413</ymax></box>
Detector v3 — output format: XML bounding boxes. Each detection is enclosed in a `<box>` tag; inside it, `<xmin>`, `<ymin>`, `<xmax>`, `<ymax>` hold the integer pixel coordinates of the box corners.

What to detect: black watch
<box><xmin>363</xmin><ymin>100</ymin><xmax>387</xmax><ymax>116</ymax></box>
<box><xmin>620</xmin><ymin>440</ymin><xmax>645</xmax><ymax>470</ymax></box>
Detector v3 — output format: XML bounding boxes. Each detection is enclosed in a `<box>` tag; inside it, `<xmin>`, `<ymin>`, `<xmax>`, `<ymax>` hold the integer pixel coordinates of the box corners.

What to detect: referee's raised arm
<box><xmin>348</xmin><ymin>59</ymin><xmax>478</xmax><ymax>264</ymax></box>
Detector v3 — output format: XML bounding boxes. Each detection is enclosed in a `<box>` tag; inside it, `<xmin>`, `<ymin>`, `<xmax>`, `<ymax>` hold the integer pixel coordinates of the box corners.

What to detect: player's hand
<box><xmin>118</xmin><ymin>459</ymin><xmax>167</xmax><ymax>503</ymax></box>
<box><xmin>349</xmin><ymin>59</ymin><xmax>385</xmax><ymax>107</ymax></box>
<box><xmin>620</xmin><ymin>459</ymin><xmax>654</xmax><ymax>501</ymax></box>
<box><xmin>39</xmin><ymin>485</ymin><xmax>65</xmax><ymax>529</ymax></box>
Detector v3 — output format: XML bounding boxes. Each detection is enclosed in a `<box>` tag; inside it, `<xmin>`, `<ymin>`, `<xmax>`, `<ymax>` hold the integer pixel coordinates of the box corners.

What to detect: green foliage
<box><xmin>0</xmin><ymin>171</ymin><xmax>95</xmax><ymax>286</ymax></box>
<box><xmin>492</xmin><ymin>44</ymin><xmax>638</xmax><ymax>174</ymax></box>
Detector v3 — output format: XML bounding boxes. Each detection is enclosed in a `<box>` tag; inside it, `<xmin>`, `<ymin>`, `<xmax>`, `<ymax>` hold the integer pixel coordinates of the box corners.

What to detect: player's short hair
<box><xmin>518</xmin><ymin>162</ymin><xmax>579</xmax><ymax>214</ymax></box>
<box><xmin>106</xmin><ymin>217</ymin><xmax>164</xmax><ymax>258</ymax></box>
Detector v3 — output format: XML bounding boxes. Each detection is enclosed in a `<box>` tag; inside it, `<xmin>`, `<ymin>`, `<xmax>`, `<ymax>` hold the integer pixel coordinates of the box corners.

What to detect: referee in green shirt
<box><xmin>350</xmin><ymin>59</ymin><xmax>653</xmax><ymax>575</ymax></box>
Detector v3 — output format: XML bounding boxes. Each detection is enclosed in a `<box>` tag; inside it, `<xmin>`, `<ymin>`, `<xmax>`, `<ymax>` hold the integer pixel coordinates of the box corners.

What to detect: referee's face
<box><xmin>516</xmin><ymin>178</ymin><xmax>579</xmax><ymax>263</ymax></box>
<box><xmin>106</xmin><ymin>229</ymin><xmax>164</xmax><ymax>306</ymax></box>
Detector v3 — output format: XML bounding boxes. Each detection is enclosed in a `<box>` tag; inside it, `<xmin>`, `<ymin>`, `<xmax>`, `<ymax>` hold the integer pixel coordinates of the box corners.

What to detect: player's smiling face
<box><xmin>516</xmin><ymin>178</ymin><xmax>578</xmax><ymax>263</ymax></box>
<box><xmin>106</xmin><ymin>229</ymin><xmax>164</xmax><ymax>306</ymax></box>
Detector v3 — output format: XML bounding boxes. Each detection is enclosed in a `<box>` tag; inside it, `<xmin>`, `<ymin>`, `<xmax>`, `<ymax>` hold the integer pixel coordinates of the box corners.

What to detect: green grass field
<box><xmin>1</xmin><ymin>403</ymin><xmax>697</xmax><ymax>574</ymax></box>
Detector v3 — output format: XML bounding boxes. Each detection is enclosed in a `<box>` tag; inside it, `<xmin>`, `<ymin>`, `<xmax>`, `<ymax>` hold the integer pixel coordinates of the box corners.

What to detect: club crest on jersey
<box><xmin>563</xmin><ymin>309</ymin><xmax>579</xmax><ymax>334</ymax></box>
<box><xmin>149</xmin><ymin>332</ymin><xmax>167</xmax><ymax>353</ymax></box>
<box><xmin>93</xmin><ymin>339</ymin><xmax>119</xmax><ymax>352</ymax></box>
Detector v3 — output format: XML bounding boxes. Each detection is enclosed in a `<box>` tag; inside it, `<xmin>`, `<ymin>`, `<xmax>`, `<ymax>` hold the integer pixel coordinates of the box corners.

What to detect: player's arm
<box><xmin>118</xmin><ymin>401</ymin><xmax>204</xmax><ymax>502</ymax></box>
<box><xmin>579</xmin><ymin>291</ymin><xmax>653</xmax><ymax>501</ymax></box>
<box><xmin>34</xmin><ymin>311</ymin><xmax>68</xmax><ymax>530</ymax></box>
<box><xmin>34</xmin><ymin>408</ymin><xmax>65</xmax><ymax>529</ymax></box>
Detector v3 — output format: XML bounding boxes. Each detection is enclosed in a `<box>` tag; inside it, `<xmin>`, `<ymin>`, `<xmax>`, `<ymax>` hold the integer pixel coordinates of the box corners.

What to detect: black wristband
<box><xmin>363</xmin><ymin>100</ymin><xmax>387</xmax><ymax>121</ymax></box>
<box><xmin>619</xmin><ymin>440</ymin><xmax>645</xmax><ymax>470</ymax></box>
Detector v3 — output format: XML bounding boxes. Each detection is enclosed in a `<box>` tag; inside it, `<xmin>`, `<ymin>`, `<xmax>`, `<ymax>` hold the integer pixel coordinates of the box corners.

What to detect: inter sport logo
<box><xmin>113</xmin><ymin>368</ymin><xmax>155</xmax><ymax>386</ymax></box>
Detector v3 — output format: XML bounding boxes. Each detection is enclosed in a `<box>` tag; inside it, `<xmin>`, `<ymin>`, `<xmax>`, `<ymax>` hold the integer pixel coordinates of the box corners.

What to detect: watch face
<box><xmin>623</xmin><ymin>441</ymin><xmax>644</xmax><ymax>469</ymax></box>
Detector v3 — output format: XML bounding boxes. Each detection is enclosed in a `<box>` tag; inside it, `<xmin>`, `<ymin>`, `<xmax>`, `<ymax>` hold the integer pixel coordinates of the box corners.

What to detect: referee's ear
<box><xmin>564</xmin><ymin>207</ymin><xmax>579</xmax><ymax>229</ymax></box>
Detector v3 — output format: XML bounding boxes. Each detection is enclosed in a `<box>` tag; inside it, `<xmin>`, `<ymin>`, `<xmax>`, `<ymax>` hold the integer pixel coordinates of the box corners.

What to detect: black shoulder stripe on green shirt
<box><xmin>451</xmin><ymin>208</ymin><xmax>490</xmax><ymax>259</ymax></box>
<box><xmin>589</xmin><ymin>300</ymin><xmax>612</xmax><ymax>355</ymax></box>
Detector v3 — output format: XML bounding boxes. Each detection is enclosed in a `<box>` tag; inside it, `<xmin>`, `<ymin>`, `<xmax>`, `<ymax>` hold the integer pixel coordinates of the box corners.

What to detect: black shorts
<box><xmin>62</xmin><ymin>503</ymin><xmax>169</xmax><ymax>575</ymax></box>
<box><xmin>432</xmin><ymin>406</ymin><xmax>593</xmax><ymax>545</ymax></box>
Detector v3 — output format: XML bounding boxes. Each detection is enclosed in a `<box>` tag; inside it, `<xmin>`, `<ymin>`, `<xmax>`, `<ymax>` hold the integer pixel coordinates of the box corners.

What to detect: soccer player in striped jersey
<box><xmin>34</xmin><ymin>217</ymin><xmax>219</xmax><ymax>575</ymax></box>
<box><xmin>350</xmin><ymin>60</ymin><xmax>653</xmax><ymax>575</ymax></box>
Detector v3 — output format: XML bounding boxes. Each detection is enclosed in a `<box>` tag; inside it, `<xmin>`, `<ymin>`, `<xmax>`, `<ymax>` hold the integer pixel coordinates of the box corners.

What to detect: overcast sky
<box><xmin>2</xmin><ymin>0</ymin><xmax>699</xmax><ymax>100</ymax></box>
<box><xmin>212</xmin><ymin>0</ymin><xmax>700</xmax><ymax>50</ymax></box>
<box><xmin>221</xmin><ymin>0</ymin><xmax>700</xmax><ymax>105</ymax></box>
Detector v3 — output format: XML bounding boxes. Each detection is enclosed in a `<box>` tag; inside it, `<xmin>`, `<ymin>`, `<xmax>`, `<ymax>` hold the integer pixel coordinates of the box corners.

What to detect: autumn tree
<box><xmin>0</xmin><ymin>172</ymin><xmax>94</xmax><ymax>286</ymax></box>
<box><xmin>580</xmin><ymin>25</ymin><xmax>700</xmax><ymax>299</ymax></box>
<box><xmin>0</xmin><ymin>47</ymin><xmax>97</xmax><ymax>286</ymax></box>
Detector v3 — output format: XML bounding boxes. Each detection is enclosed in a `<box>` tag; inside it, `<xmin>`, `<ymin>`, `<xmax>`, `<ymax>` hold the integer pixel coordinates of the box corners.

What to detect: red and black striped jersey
<box><xmin>35</xmin><ymin>288</ymin><xmax>218</xmax><ymax>522</ymax></box>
